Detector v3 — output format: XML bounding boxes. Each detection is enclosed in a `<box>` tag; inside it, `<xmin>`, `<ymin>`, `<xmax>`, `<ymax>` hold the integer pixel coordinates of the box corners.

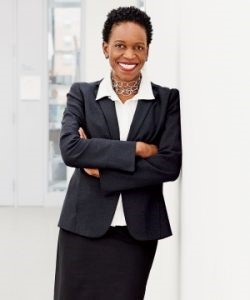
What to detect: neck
<box><xmin>111</xmin><ymin>74</ymin><xmax>142</xmax><ymax>98</ymax></box>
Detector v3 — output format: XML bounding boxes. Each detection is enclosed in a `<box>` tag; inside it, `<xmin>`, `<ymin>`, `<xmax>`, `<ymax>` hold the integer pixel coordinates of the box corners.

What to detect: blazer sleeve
<box><xmin>99</xmin><ymin>88</ymin><xmax>182</xmax><ymax>194</ymax></box>
<box><xmin>60</xmin><ymin>82</ymin><xmax>136</xmax><ymax>172</ymax></box>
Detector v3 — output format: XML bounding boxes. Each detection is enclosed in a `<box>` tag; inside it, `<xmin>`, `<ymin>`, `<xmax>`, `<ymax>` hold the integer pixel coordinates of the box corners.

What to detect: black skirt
<box><xmin>54</xmin><ymin>226</ymin><xmax>158</xmax><ymax>300</ymax></box>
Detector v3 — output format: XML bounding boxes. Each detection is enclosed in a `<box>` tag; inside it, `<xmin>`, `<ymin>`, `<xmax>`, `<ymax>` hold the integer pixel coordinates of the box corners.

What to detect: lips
<box><xmin>118</xmin><ymin>63</ymin><xmax>137</xmax><ymax>71</ymax></box>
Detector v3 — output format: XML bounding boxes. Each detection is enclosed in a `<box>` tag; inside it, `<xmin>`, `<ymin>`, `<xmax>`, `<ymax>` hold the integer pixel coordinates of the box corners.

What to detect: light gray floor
<box><xmin>0</xmin><ymin>207</ymin><xmax>176</xmax><ymax>300</ymax></box>
<box><xmin>0</xmin><ymin>207</ymin><xmax>60</xmax><ymax>300</ymax></box>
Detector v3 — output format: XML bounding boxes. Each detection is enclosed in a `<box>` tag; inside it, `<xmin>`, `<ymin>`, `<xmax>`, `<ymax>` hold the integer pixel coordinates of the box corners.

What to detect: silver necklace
<box><xmin>111</xmin><ymin>74</ymin><xmax>142</xmax><ymax>96</ymax></box>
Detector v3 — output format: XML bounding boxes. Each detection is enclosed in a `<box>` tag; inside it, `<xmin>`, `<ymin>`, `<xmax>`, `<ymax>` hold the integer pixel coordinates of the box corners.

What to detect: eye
<box><xmin>134</xmin><ymin>45</ymin><xmax>144</xmax><ymax>51</ymax></box>
<box><xmin>114</xmin><ymin>43</ymin><xmax>125</xmax><ymax>49</ymax></box>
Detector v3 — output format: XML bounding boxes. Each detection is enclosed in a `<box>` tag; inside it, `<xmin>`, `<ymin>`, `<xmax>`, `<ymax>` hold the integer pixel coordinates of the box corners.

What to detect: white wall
<box><xmin>0</xmin><ymin>0</ymin><xmax>47</xmax><ymax>206</ymax></box>
<box><xmin>16</xmin><ymin>0</ymin><xmax>47</xmax><ymax>205</ymax></box>
<box><xmin>0</xmin><ymin>0</ymin><xmax>15</xmax><ymax>205</ymax></box>
<box><xmin>178</xmin><ymin>0</ymin><xmax>250</xmax><ymax>299</ymax></box>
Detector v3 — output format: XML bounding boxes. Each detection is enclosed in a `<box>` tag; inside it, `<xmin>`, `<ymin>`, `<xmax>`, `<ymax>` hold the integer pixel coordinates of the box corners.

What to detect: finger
<box><xmin>84</xmin><ymin>168</ymin><xmax>97</xmax><ymax>177</ymax></box>
<box><xmin>83</xmin><ymin>168</ymin><xmax>88</xmax><ymax>173</ymax></box>
<box><xmin>78</xmin><ymin>128</ymin><xmax>84</xmax><ymax>139</ymax></box>
<box><xmin>91</xmin><ymin>169</ymin><xmax>99</xmax><ymax>177</ymax></box>
<box><xmin>83</xmin><ymin>168</ymin><xmax>92</xmax><ymax>175</ymax></box>
<box><xmin>80</xmin><ymin>127</ymin><xmax>87</xmax><ymax>139</ymax></box>
<box><xmin>79</xmin><ymin>128</ymin><xmax>88</xmax><ymax>139</ymax></box>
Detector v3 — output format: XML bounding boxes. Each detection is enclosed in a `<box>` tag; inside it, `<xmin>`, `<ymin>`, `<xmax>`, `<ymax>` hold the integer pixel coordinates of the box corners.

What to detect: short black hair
<box><xmin>102</xmin><ymin>6</ymin><xmax>153</xmax><ymax>45</ymax></box>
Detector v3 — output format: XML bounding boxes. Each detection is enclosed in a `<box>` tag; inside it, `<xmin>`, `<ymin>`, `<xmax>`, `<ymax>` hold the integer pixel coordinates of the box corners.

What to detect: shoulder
<box><xmin>151</xmin><ymin>82</ymin><xmax>180</xmax><ymax>102</ymax></box>
<box><xmin>70</xmin><ymin>80</ymin><xmax>102</xmax><ymax>93</ymax></box>
<box><xmin>67</xmin><ymin>80</ymin><xmax>102</xmax><ymax>101</ymax></box>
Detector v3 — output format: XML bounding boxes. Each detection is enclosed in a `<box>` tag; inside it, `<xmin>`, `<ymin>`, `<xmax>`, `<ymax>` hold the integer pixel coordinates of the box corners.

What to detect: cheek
<box><xmin>108</xmin><ymin>57</ymin><xmax>117</xmax><ymax>69</ymax></box>
<box><xmin>109</xmin><ymin>53</ymin><xmax>118</xmax><ymax>63</ymax></box>
<box><xmin>139</xmin><ymin>56</ymin><xmax>147</xmax><ymax>65</ymax></box>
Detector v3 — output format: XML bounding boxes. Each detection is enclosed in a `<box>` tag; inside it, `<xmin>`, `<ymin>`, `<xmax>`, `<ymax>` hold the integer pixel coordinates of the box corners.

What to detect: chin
<box><xmin>115</xmin><ymin>70</ymin><xmax>141</xmax><ymax>82</ymax></box>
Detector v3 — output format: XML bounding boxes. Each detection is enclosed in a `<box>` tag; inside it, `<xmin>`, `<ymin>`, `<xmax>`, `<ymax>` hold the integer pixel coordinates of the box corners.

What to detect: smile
<box><xmin>118</xmin><ymin>63</ymin><xmax>137</xmax><ymax>71</ymax></box>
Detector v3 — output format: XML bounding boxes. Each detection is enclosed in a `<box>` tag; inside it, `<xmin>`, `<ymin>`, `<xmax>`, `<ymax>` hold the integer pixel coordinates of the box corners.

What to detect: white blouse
<box><xmin>96</xmin><ymin>70</ymin><xmax>155</xmax><ymax>226</ymax></box>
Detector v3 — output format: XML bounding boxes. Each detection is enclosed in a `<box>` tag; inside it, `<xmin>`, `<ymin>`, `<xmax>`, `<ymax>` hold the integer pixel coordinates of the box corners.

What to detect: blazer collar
<box><xmin>90</xmin><ymin>79</ymin><xmax>157</xmax><ymax>141</ymax></box>
<box><xmin>96</xmin><ymin>70</ymin><xmax>155</xmax><ymax>101</ymax></box>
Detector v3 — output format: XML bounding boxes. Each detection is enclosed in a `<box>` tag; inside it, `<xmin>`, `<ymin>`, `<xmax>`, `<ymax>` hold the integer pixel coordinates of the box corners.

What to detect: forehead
<box><xmin>109</xmin><ymin>21</ymin><xmax>147</xmax><ymax>43</ymax></box>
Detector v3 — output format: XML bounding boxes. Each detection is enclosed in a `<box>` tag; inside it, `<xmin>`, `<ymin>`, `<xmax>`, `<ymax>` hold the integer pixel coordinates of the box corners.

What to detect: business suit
<box><xmin>57</xmin><ymin>80</ymin><xmax>182</xmax><ymax>241</ymax></box>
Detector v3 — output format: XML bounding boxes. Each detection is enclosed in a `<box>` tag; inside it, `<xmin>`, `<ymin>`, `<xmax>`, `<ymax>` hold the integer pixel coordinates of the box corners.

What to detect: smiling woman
<box><xmin>103</xmin><ymin>22</ymin><xmax>148</xmax><ymax>82</ymax></box>
<box><xmin>54</xmin><ymin>6</ymin><xmax>182</xmax><ymax>300</ymax></box>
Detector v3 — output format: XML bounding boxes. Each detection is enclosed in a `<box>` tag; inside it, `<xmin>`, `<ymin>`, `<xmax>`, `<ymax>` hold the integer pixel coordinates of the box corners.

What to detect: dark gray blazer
<box><xmin>58</xmin><ymin>80</ymin><xmax>182</xmax><ymax>241</ymax></box>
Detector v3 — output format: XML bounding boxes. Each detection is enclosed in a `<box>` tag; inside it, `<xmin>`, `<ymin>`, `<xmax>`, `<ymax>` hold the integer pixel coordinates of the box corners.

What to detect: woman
<box><xmin>54</xmin><ymin>6</ymin><xmax>182</xmax><ymax>300</ymax></box>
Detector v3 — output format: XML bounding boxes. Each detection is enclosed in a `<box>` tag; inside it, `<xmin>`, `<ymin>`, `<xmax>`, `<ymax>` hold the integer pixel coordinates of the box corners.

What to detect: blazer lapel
<box><xmin>98</xmin><ymin>97</ymin><xmax>155</xmax><ymax>141</ymax></box>
<box><xmin>97</xmin><ymin>97</ymin><xmax>120</xmax><ymax>140</ymax></box>
<box><xmin>127</xmin><ymin>99</ymin><xmax>155</xmax><ymax>141</ymax></box>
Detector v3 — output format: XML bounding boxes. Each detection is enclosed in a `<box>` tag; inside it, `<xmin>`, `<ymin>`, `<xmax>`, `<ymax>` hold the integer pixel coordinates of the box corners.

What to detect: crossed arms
<box><xmin>60</xmin><ymin>82</ymin><xmax>182</xmax><ymax>194</ymax></box>
<box><xmin>78</xmin><ymin>127</ymin><xmax>158</xmax><ymax>178</ymax></box>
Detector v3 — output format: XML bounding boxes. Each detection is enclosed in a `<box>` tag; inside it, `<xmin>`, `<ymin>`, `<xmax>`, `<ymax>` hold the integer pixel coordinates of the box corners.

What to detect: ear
<box><xmin>102</xmin><ymin>42</ymin><xmax>109</xmax><ymax>59</ymax></box>
<box><xmin>145</xmin><ymin>45</ymin><xmax>150</xmax><ymax>61</ymax></box>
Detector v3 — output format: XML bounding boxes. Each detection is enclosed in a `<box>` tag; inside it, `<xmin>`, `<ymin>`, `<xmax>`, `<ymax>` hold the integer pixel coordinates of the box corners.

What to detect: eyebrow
<box><xmin>113</xmin><ymin>40</ymin><xmax>146</xmax><ymax>45</ymax></box>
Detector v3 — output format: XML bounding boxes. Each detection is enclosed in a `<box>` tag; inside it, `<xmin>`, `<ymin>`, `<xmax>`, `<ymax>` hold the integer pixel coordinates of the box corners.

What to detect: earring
<box><xmin>105</xmin><ymin>54</ymin><xmax>109</xmax><ymax>59</ymax></box>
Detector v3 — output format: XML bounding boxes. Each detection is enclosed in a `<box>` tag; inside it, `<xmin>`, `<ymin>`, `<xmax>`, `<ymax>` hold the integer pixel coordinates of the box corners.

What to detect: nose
<box><xmin>123</xmin><ymin>48</ymin><xmax>135</xmax><ymax>59</ymax></box>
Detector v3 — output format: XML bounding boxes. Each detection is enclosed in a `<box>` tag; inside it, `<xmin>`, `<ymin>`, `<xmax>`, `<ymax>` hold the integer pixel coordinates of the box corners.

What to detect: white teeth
<box><xmin>119</xmin><ymin>63</ymin><xmax>136</xmax><ymax>70</ymax></box>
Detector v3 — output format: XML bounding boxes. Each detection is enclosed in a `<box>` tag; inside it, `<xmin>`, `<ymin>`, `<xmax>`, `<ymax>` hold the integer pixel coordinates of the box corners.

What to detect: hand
<box><xmin>78</xmin><ymin>127</ymin><xmax>100</xmax><ymax>178</ymax></box>
<box><xmin>135</xmin><ymin>141</ymin><xmax>158</xmax><ymax>158</ymax></box>
<box><xmin>78</xmin><ymin>127</ymin><xmax>87</xmax><ymax>139</ymax></box>
<box><xmin>84</xmin><ymin>168</ymin><xmax>100</xmax><ymax>178</ymax></box>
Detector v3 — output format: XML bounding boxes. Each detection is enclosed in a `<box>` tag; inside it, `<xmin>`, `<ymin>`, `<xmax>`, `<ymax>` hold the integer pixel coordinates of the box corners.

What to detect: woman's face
<box><xmin>103</xmin><ymin>21</ymin><xmax>149</xmax><ymax>82</ymax></box>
